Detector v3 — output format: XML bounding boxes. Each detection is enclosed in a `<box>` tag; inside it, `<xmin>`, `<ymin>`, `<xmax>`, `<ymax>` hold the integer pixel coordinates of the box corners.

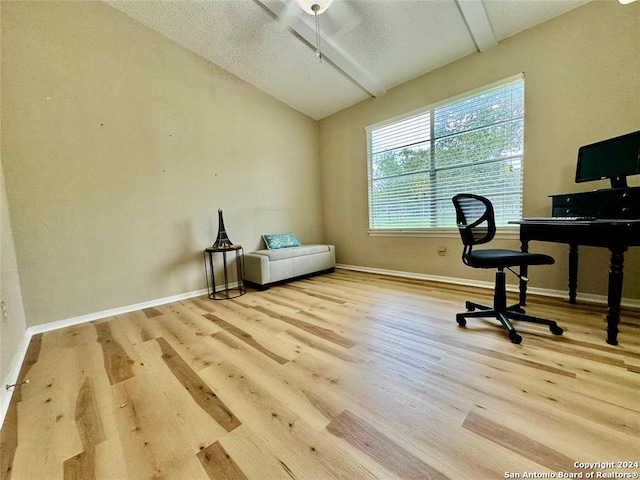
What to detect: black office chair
<box><xmin>451</xmin><ymin>193</ymin><xmax>564</xmax><ymax>344</ymax></box>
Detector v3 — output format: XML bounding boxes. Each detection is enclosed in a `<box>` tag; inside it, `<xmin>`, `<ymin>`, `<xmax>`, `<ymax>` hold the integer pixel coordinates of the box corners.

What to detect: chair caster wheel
<box><xmin>550</xmin><ymin>325</ymin><xmax>564</xmax><ymax>336</ymax></box>
<box><xmin>465</xmin><ymin>301</ymin><xmax>475</xmax><ymax>311</ymax></box>
<box><xmin>509</xmin><ymin>331</ymin><xmax>522</xmax><ymax>344</ymax></box>
<box><xmin>456</xmin><ymin>315</ymin><xmax>467</xmax><ymax>327</ymax></box>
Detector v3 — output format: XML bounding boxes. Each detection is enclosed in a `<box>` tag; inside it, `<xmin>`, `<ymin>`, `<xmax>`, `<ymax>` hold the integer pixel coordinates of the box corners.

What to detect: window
<box><xmin>366</xmin><ymin>74</ymin><xmax>524</xmax><ymax>232</ymax></box>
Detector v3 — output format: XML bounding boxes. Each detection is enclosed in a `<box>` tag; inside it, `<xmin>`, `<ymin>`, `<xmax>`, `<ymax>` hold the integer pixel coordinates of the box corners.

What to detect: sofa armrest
<box><xmin>243</xmin><ymin>252</ymin><xmax>271</xmax><ymax>285</ymax></box>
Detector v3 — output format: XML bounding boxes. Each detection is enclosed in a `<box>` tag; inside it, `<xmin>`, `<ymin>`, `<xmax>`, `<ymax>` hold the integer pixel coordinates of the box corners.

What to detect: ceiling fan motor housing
<box><xmin>295</xmin><ymin>0</ymin><xmax>334</xmax><ymax>15</ymax></box>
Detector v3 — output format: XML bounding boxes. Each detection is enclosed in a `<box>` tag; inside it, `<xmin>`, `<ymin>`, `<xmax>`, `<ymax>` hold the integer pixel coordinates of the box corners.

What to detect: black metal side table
<box><xmin>203</xmin><ymin>245</ymin><xmax>246</xmax><ymax>300</ymax></box>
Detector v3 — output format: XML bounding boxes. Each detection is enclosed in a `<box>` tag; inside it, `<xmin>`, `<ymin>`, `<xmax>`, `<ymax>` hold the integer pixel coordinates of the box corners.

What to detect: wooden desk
<box><xmin>511</xmin><ymin>219</ymin><xmax>640</xmax><ymax>345</ymax></box>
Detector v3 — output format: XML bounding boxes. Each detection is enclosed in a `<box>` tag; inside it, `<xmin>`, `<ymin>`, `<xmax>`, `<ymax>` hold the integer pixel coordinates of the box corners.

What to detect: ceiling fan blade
<box><xmin>277</xmin><ymin>0</ymin><xmax>304</xmax><ymax>28</ymax></box>
<box><xmin>323</xmin><ymin>0</ymin><xmax>361</xmax><ymax>37</ymax></box>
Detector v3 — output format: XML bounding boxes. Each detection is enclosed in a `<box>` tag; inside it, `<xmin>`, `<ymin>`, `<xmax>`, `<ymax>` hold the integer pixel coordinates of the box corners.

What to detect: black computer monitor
<box><xmin>575</xmin><ymin>130</ymin><xmax>640</xmax><ymax>189</ymax></box>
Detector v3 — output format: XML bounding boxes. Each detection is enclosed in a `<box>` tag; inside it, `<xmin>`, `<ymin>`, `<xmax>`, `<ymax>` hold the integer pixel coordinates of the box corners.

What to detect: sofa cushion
<box><xmin>262</xmin><ymin>232</ymin><xmax>301</xmax><ymax>250</ymax></box>
<box><xmin>250</xmin><ymin>244</ymin><xmax>330</xmax><ymax>261</ymax></box>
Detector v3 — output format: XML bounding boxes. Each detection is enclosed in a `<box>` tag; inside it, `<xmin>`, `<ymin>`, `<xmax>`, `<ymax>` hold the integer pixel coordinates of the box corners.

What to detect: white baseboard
<box><xmin>336</xmin><ymin>263</ymin><xmax>640</xmax><ymax>309</ymax></box>
<box><xmin>26</xmin><ymin>288</ymin><xmax>208</xmax><ymax>336</ymax></box>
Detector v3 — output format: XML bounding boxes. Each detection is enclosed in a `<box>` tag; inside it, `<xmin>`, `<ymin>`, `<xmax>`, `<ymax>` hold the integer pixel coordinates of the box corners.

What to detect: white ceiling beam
<box><xmin>455</xmin><ymin>0</ymin><xmax>498</xmax><ymax>52</ymax></box>
<box><xmin>256</xmin><ymin>0</ymin><xmax>386</xmax><ymax>98</ymax></box>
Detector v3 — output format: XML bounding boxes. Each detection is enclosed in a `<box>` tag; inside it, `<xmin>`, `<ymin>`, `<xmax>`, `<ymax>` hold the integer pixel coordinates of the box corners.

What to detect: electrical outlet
<box><xmin>438</xmin><ymin>246</ymin><xmax>447</xmax><ymax>256</ymax></box>
<box><xmin>1</xmin><ymin>301</ymin><xmax>7</xmax><ymax>322</ymax></box>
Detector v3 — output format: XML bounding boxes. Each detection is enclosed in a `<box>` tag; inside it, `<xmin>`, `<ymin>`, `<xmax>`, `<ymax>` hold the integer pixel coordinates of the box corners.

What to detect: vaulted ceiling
<box><xmin>107</xmin><ymin>0</ymin><xmax>592</xmax><ymax>120</ymax></box>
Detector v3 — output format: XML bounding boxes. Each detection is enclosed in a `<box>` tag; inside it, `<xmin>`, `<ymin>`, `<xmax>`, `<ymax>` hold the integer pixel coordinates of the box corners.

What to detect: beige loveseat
<box><xmin>243</xmin><ymin>244</ymin><xmax>336</xmax><ymax>289</ymax></box>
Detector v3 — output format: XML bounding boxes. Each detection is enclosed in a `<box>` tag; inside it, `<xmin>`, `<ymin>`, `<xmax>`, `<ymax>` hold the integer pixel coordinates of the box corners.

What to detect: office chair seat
<box><xmin>466</xmin><ymin>249</ymin><xmax>554</xmax><ymax>269</ymax></box>
<box><xmin>451</xmin><ymin>193</ymin><xmax>563</xmax><ymax>344</ymax></box>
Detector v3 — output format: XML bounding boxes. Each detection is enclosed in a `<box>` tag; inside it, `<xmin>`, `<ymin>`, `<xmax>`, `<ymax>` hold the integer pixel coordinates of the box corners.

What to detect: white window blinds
<box><xmin>366</xmin><ymin>75</ymin><xmax>524</xmax><ymax>231</ymax></box>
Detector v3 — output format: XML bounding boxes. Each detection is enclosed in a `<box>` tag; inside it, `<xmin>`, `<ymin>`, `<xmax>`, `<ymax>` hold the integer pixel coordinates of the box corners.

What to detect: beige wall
<box><xmin>1</xmin><ymin>3</ymin><xmax>29</xmax><ymax>407</ymax></box>
<box><xmin>1</xmin><ymin>1</ymin><xmax>323</xmax><ymax>327</ymax></box>
<box><xmin>319</xmin><ymin>1</ymin><xmax>640</xmax><ymax>299</ymax></box>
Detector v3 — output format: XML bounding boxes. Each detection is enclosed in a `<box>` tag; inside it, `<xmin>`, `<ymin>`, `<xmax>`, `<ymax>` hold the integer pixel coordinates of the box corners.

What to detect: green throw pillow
<box><xmin>262</xmin><ymin>233</ymin><xmax>301</xmax><ymax>250</ymax></box>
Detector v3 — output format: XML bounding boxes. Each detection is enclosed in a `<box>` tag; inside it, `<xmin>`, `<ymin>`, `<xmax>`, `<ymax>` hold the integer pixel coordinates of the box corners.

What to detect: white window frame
<box><xmin>365</xmin><ymin>74</ymin><xmax>525</xmax><ymax>238</ymax></box>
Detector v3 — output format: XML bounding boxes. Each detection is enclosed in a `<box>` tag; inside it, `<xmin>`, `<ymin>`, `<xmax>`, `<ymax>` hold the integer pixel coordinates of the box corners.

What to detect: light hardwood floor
<box><xmin>2</xmin><ymin>269</ymin><xmax>639</xmax><ymax>480</ymax></box>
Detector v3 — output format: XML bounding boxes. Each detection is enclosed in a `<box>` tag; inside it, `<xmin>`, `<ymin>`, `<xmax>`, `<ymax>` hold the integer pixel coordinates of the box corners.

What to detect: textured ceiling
<box><xmin>106</xmin><ymin>0</ymin><xmax>592</xmax><ymax>120</ymax></box>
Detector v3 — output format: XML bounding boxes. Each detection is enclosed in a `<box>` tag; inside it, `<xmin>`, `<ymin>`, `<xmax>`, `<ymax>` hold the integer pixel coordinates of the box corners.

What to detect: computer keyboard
<box><xmin>522</xmin><ymin>216</ymin><xmax>596</xmax><ymax>221</ymax></box>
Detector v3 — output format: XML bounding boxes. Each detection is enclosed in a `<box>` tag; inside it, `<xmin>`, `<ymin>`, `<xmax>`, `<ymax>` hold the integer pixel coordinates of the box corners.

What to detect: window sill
<box><xmin>367</xmin><ymin>226</ymin><xmax>521</xmax><ymax>240</ymax></box>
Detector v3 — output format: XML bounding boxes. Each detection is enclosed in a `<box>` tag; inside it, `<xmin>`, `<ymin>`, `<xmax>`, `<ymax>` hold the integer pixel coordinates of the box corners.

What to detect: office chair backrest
<box><xmin>451</xmin><ymin>194</ymin><xmax>496</xmax><ymax>249</ymax></box>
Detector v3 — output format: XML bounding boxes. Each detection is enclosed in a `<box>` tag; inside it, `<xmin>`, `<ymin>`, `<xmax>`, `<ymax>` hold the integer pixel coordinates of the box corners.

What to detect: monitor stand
<box><xmin>610</xmin><ymin>176</ymin><xmax>628</xmax><ymax>189</ymax></box>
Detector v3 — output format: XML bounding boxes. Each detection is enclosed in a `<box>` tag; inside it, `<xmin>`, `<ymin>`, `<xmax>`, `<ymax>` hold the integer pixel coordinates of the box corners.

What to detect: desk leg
<box><xmin>568</xmin><ymin>243</ymin><xmax>578</xmax><ymax>304</ymax></box>
<box><xmin>519</xmin><ymin>239</ymin><xmax>529</xmax><ymax>306</ymax></box>
<box><xmin>606</xmin><ymin>247</ymin><xmax>626</xmax><ymax>346</ymax></box>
